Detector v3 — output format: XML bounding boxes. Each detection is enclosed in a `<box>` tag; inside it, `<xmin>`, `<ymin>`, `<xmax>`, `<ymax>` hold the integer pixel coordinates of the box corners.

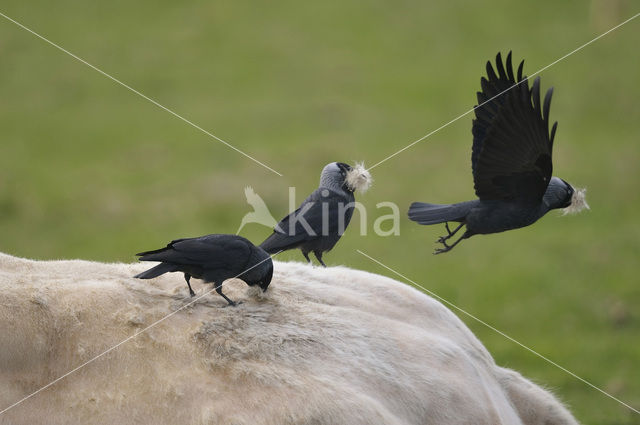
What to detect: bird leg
<box><xmin>215</xmin><ymin>284</ymin><xmax>237</xmax><ymax>307</ymax></box>
<box><xmin>314</xmin><ymin>251</ymin><xmax>327</xmax><ymax>267</ymax></box>
<box><xmin>302</xmin><ymin>251</ymin><xmax>311</xmax><ymax>264</ymax></box>
<box><xmin>434</xmin><ymin>231</ymin><xmax>468</xmax><ymax>255</ymax></box>
<box><xmin>437</xmin><ymin>222</ymin><xmax>465</xmax><ymax>244</ymax></box>
<box><xmin>184</xmin><ymin>273</ymin><xmax>196</xmax><ymax>297</ymax></box>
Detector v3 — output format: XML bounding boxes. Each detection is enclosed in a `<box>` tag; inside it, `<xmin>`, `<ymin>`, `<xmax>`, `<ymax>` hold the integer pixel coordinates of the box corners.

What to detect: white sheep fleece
<box><xmin>0</xmin><ymin>252</ymin><xmax>579</xmax><ymax>425</ymax></box>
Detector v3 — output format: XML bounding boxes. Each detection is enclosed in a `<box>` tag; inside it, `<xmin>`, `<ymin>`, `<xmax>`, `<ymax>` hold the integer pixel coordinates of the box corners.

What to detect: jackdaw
<box><xmin>134</xmin><ymin>234</ymin><xmax>273</xmax><ymax>306</ymax></box>
<box><xmin>260</xmin><ymin>162</ymin><xmax>372</xmax><ymax>266</ymax></box>
<box><xmin>408</xmin><ymin>52</ymin><xmax>589</xmax><ymax>254</ymax></box>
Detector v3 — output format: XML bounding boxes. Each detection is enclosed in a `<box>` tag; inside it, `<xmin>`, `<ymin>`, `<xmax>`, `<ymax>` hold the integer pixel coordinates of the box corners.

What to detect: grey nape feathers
<box><xmin>408</xmin><ymin>51</ymin><xmax>588</xmax><ymax>254</ymax></box>
<box><xmin>260</xmin><ymin>162</ymin><xmax>371</xmax><ymax>266</ymax></box>
<box><xmin>134</xmin><ymin>234</ymin><xmax>273</xmax><ymax>306</ymax></box>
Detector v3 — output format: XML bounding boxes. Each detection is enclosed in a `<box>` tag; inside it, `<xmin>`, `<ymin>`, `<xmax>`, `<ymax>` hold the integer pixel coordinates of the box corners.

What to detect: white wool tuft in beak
<box><xmin>345</xmin><ymin>162</ymin><xmax>373</xmax><ymax>193</ymax></box>
<box><xmin>562</xmin><ymin>187</ymin><xmax>590</xmax><ymax>215</ymax></box>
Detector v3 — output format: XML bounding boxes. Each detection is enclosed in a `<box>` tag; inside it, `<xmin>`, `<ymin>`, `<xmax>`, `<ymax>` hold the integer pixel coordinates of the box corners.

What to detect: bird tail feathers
<box><xmin>134</xmin><ymin>262</ymin><xmax>177</xmax><ymax>279</ymax></box>
<box><xmin>136</xmin><ymin>247</ymin><xmax>169</xmax><ymax>258</ymax></box>
<box><xmin>259</xmin><ymin>233</ymin><xmax>298</xmax><ymax>255</ymax></box>
<box><xmin>408</xmin><ymin>202</ymin><xmax>467</xmax><ymax>225</ymax></box>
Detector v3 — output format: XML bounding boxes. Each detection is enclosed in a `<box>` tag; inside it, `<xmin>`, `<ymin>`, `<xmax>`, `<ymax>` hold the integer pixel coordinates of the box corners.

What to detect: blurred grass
<box><xmin>1</xmin><ymin>0</ymin><xmax>639</xmax><ymax>423</ymax></box>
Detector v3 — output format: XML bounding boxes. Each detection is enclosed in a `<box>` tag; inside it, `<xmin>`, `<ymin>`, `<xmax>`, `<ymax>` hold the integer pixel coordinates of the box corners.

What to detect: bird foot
<box><xmin>222</xmin><ymin>300</ymin><xmax>243</xmax><ymax>308</ymax></box>
<box><xmin>435</xmin><ymin>222</ymin><xmax>467</xmax><ymax>253</ymax></box>
<box><xmin>433</xmin><ymin>245</ymin><xmax>453</xmax><ymax>255</ymax></box>
<box><xmin>434</xmin><ymin>239</ymin><xmax>453</xmax><ymax>255</ymax></box>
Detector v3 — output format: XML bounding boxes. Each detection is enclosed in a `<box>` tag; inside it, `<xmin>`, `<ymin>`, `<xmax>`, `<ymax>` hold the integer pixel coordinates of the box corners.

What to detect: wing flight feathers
<box><xmin>471</xmin><ymin>52</ymin><xmax>556</xmax><ymax>202</ymax></box>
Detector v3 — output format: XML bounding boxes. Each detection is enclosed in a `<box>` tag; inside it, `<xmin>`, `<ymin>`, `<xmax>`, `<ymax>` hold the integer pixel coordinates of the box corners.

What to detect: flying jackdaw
<box><xmin>134</xmin><ymin>234</ymin><xmax>273</xmax><ymax>306</ymax></box>
<box><xmin>260</xmin><ymin>162</ymin><xmax>372</xmax><ymax>266</ymax></box>
<box><xmin>408</xmin><ymin>52</ymin><xmax>589</xmax><ymax>254</ymax></box>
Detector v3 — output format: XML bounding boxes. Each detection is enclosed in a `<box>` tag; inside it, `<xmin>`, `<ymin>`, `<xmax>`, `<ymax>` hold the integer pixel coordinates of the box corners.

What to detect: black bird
<box><xmin>408</xmin><ymin>52</ymin><xmax>588</xmax><ymax>254</ymax></box>
<box><xmin>260</xmin><ymin>162</ymin><xmax>372</xmax><ymax>266</ymax></box>
<box><xmin>134</xmin><ymin>234</ymin><xmax>273</xmax><ymax>306</ymax></box>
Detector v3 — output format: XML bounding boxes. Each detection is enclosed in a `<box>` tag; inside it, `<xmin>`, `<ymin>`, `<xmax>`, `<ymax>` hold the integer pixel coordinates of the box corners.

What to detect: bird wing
<box><xmin>471</xmin><ymin>52</ymin><xmax>557</xmax><ymax>202</ymax></box>
<box><xmin>261</xmin><ymin>189</ymin><xmax>353</xmax><ymax>251</ymax></box>
<box><xmin>138</xmin><ymin>235</ymin><xmax>251</xmax><ymax>269</ymax></box>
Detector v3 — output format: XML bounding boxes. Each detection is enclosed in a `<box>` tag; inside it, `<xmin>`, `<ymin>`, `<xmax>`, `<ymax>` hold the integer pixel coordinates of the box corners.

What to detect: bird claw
<box><xmin>433</xmin><ymin>246</ymin><xmax>451</xmax><ymax>255</ymax></box>
<box><xmin>434</xmin><ymin>222</ymin><xmax>466</xmax><ymax>254</ymax></box>
<box><xmin>222</xmin><ymin>300</ymin><xmax>243</xmax><ymax>308</ymax></box>
<box><xmin>434</xmin><ymin>236</ymin><xmax>453</xmax><ymax>255</ymax></box>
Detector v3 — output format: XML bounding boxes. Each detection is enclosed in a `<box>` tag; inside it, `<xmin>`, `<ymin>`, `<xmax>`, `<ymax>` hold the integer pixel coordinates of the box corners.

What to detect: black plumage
<box><xmin>408</xmin><ymin>52</ymin><xmax>582</xmax><ymax>254</ymax></box>
<box><xmin>134</xmin><ymin>234</ymin><xmax>273</xmax><ymax>306</ymax></box>
<box><xmin>260</xmin><ymin>162</ymin><xmax>356</xmax><ymax>266</ymax></box>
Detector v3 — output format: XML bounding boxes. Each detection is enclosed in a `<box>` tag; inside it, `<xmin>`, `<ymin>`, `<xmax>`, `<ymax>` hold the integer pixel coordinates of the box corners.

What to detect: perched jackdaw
<box><xmin>408</xmin><ymin>52</ymin><xmax>588</xmax><ymax>254</ymax></box>
<box><xmin>260</xmin><ymin>162</ymin><xmax>372</xmax><ymax>266</ymax></box>
<box><xmin>134</xmin><ymin>234</ymin><xmax>273</xmax><ymax>306</ymax></box>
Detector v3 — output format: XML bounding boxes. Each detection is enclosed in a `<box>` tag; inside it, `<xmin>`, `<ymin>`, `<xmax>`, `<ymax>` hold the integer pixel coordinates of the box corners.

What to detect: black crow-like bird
<box><xmin>134</xmin><ymin>234</ymin><xmax>273</xmax><ymax>306</ymax></box>
<box><xmin>260</xmin><ymin>162</ymin><xmax>372</xmax><ymax>266</ymax></box>
<box><xmin>408</xmin><ymin>52</ymin><xmax>588</xmax><ymax>254</ymax></box>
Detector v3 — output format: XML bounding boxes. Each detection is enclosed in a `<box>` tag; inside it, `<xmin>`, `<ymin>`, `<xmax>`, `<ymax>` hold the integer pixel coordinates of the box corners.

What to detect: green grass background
<box><xmin>1</xmin><ymin>0</ymin><xmax>638</xmax><ymax>423</ymax></box>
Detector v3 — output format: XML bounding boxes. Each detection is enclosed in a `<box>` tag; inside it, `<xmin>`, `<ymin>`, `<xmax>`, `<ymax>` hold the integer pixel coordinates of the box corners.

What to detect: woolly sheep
<box><xmin>0</xmin><ymin>252</ymin><xmax>579</xmax><ymax>425</ymax></box>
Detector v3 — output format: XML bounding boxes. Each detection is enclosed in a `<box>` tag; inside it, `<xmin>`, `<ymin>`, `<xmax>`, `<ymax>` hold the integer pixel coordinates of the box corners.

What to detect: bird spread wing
<box><xmin>138</xmin><ymin>235</ymin><xmax>251</xmax><ymax>269</ymax></box>
<box><xmin>263</xmin><ymin>189</ymin><xmax>354</xmax><ymax>249</ymax></box>
<box><xmin>471</xmin><ymin>52</ymin><xmax>557</xmax><ymax>202</ymax></box>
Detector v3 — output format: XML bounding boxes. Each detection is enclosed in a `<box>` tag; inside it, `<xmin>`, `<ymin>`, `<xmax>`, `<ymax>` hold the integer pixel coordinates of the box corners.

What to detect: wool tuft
<box><xmin>562</xmin><ymin>187</ymin><xmax>590</xmax><ymax>215</ymax></box>
<box><xmin>345</xmin><ymin>162</ymin><xmax>373</xmax><ymax>193</ymax></box>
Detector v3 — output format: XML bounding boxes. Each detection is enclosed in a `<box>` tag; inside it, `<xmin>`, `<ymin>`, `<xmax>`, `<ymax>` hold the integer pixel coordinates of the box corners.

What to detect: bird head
<box><xmin>543</xmin><ymin>177</ymin><xmax>589</xmax><ymax>214</ymax></box>
<box><xmin>258</xmin><ymin>259</ymin><xmax>274</xmax><ymax>292</ymax></box>
<box><xmin>319</xmin><ymin>162</ymin><xmax>372</xmax><ymax>193</ymax></box>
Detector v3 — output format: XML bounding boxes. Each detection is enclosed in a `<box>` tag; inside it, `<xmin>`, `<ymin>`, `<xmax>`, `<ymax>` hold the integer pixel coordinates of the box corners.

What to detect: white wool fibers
<box><xmin>563</xmin><ymin>187</ymin><xmax>590</xmax><ymax>215</ymax></box>
<box><xmin>345</xmin><ymin>162</ymin><xmax>372</xmax><ymax>193</ymax></box>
